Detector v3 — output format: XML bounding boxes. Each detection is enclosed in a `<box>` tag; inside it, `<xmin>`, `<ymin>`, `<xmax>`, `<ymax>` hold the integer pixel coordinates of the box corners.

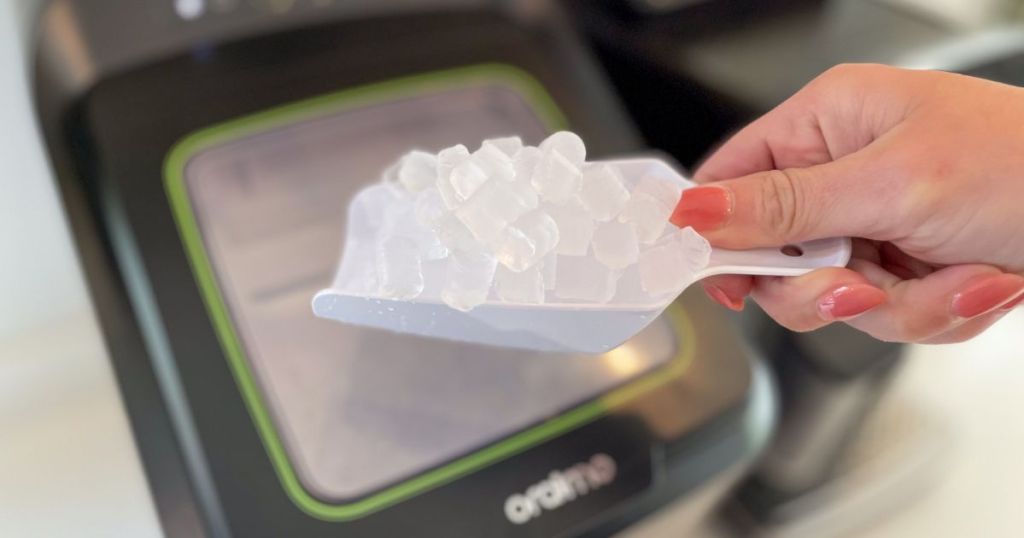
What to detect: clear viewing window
<box><xmin>181</xmin><ymin>82</ymin><xmax>677</xmax><ymax>501</ymax></box>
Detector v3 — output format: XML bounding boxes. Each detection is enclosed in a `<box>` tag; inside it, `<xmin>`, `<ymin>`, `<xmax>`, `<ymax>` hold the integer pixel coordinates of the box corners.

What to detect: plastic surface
<box><xmin>314</xmin><ymin>157</ymin><xmax>851</xmax><ymax>353</ymax></box>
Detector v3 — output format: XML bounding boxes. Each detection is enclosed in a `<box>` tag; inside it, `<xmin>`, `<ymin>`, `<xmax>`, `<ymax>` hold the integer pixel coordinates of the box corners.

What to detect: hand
<box><xmin>671</xmin><ymin>64</ymin><xmax>1024</xmax><ymax>343</ymax></box>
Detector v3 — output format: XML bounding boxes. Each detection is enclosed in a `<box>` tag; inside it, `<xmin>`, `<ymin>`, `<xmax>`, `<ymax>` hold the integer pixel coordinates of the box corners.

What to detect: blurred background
<box><xmin>2</xmin><ymin>0</ymin><xmax>1023</xmax><ymax>536</ymax></box>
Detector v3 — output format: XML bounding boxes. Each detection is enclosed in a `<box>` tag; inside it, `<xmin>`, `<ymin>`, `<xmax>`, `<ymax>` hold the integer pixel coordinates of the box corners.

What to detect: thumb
<box><xmin>670</xmin><ymin>155</ymin><xmax>887</xmax><ymax>249</ymax></box>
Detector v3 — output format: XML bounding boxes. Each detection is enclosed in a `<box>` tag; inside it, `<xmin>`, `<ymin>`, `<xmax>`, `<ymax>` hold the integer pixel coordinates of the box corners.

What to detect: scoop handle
<box><xmin>697</xmin><ymin>237</ymin><xmax>852</xmax><ymax>279</ymax></box>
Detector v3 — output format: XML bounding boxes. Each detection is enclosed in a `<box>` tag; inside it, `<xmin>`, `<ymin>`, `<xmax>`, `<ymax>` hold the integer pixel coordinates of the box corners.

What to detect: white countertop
<box><xmin>0</xmin><ymin>310</ymin><xmax>162</xmax><ymax>538</ymax></box>
<box><xmin>860</xmin><ymin>309</ymin><xmax>1024</xmax><ymax>537</ymax></box>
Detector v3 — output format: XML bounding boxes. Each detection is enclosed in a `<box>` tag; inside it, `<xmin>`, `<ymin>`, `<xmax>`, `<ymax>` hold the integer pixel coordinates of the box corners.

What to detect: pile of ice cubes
<box><xmin>357</xmin><ymin>132</ymin><xmax>711</xmax><ymax>311</ymax></box>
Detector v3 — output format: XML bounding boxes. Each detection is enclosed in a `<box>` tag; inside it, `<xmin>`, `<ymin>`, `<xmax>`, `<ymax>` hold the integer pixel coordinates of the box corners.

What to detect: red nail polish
<box><xmin>703</xmin><ymin>283</ymin><xmax>745</xmax><ymax>311</ymax></box>
<box><xmin>952</xmin><ymin>274</ymin><xmax>1024</xmax><ymax>318</ymax></box>
<box><xmin>670</xmin><ymin>186</ymin><xmax>733</xmax><ymax>231</ymax></box>
<box><xmin>818</xmin><ymin>284</ymin><xmax>887</xmax><ymax>321</ymax></box>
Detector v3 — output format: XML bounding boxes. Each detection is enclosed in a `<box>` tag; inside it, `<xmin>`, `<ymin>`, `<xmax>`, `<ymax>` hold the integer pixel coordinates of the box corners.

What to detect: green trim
<box><xmin>163</xmin><ymin>63</ymin><xmax>696</xmax><ymax>521</ymax></box>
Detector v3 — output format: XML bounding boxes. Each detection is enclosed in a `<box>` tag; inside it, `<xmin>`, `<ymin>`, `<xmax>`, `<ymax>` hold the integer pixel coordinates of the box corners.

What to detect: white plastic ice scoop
<box><xmin>313</xmin><ymin>134</ymin><xmax>850</xmax><ymax>353</ymax></box>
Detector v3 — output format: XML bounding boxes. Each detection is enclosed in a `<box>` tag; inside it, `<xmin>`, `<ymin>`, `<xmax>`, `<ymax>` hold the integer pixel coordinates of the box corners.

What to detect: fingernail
<box><xmin>670</xmin><ymin>185</ymin><xmax>733</xmax><ymax>231</ymax></box>
<box><xmin>703</xmin><ymin>283</ymin><xmax>745</xmax><ymax>311</ymax></box>
<box><xmin>951</xmin><ymin>274</ymin><xmax>1024</xmax><ymax>318</ymax></box>
<box><xmin>999</xmin><ymin>293</ymin><xmax>1024</xmax><ymax>312</ymax></box>
<box><xmin>817</xmin><ymin>284</ymin><xmax>887</xmax><ymax>321</ymax></box>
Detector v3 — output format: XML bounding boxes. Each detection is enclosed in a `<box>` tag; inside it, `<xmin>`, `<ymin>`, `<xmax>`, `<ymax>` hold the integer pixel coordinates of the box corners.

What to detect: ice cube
<box><xmin>508</xmin><ymin>171</ymin><xmax>539</xmax><ymax>210</ymax></box>
<box><xmin>513</xmin><ymin>146</ymin><xmax>541</xmax><ymax>184</ymax></box>
<box><xmin>638</xmin><ymin>227</ymin><xmax>711</xmax><ymax>296</ymax></box>
<box><xmin>455</xmin><ymin>198</ymin><xmax>505</xmax><ymax>244</ymax></box>
<box><xmin>491</xmin><ymin>227</ymin><xmax>536</xmax><ymax>272</ymax></box>
<box><xmin>455</xmin><ymin>180</ymin><xmax>535</xmax><ymax>243</ymax></box>
<box><xmin>546</xmin><ymin>202</ymin><xmax>594</xmax><ymax>255</ymax></box>
<box><xmin>495</xmin><ymin>265</ymin><xmax>545</xmax><ymax>304</ymax></box>
<box><xmin>677</xmin><ymin>226</ymin><xmax>713</xmax><ymax>274</ymax></box>
<box><xmin>618</xmin><ymin>193</ymin><xmax>671</xmax><ymax>244</ymax></box>
<box><xmin>437</xmin><ymin>144</ymin><xmax>470</xmax><ymax>209</ymax></box>
<box><xmin>540</xmin><ymin>252</ymin><xmax>557</xmax><ymax>290</ymax></box>
<box><xmin>450</xmin><ymin>159</ymin><xmax>490</xmax><ymax>201</ymax></box>
<box><xmin>375</xmin><ymin>236</ymin><xmax>424</xmax><ymax>300</ymax></box>
<box><xmin>490</xmin><ymin>209</ymin><xmax>558</xmax><ymax>272</ymax></box>
<box><xmin>633</xmin><ymin>173</ymin><xmax>683</xmax><ymax>207</ymax></box>
<box><xmin>433</xmin><ymin>212</ymin><xmax>479</xmax><ymax>253</ymax></box>
<box><xmin>382</xmin><ymin>198</ymin><xmax>447</xmax><ymax>260</ymax></box>
<box><xmin>413</xmin><ymin>187</ymin><xmax>447</xmax><ymax>228</ymax></box>
<box><xmin>592</xmin><ymin>220</ymin><xmax>639</xmax><ymax>270</ymax></box>
<box><xmin>396</xmin><ymin>150</ymin><xmax>438</xmax><ymax>192</ymax></box>
<box><xmin>554</xmin><ymin>255</ymin><xmax>617</xmax><ymax>303</ymax></box>
<box><xmin>539</xmin><ymin>131</ymin><xmax>586</xmax><ymax>167</ymax></box>
<box><xmin>416</xmin><ymin>233</ymin><xmax>449</xmax><ymax>261</ymax></box>
<box><xmin>579</xmin><ymin>163</ymin><xmax>630</xmax><ymax>221</ymax></box>
<box><xmin>379</xmin><ymin>192</ymin><xmax>415</xmax><ymax>233</ymax></box>
<box><xmin>348</xmin><ymin>183</ymin><xmax>404</xmax><ymax>234</ymax></box>
<box><xmin>338</xmin><ymin>186</ymin><xmax>399</xmax><ymax>294</ymax></box>
<box><xmin>637</xmin><ymin>242</ymin><xmax>684</xmax><ymax>297</ymax></box>
<box><xmin>471</xmin><ymin>145</ymin><xmax>515</xmax><ymax>183</ymax></box>
<box><xmin>503</xmin><ymin>147</ymin><xmax>541</xmax><ymax>212</ymax></box>
<box><xmin>531</xmin><ymin>150</ymin><xmax>581</xmax><ymax>204</ymax></box>
<box><xmin>422</xmin><ymin>236</ymin><xmax>449</xmax><ymax>261</ymax></box>
<box><xmin>509</xmin><ymin>210</ymin><xmax>559</xmax><ymax>271</ymax></box>
<box><xmin>482</xmin><ymin>136</ymin><xmax>523</xmax><ymax>158</ymax></box>
<box><xmin>441</xmin><ymin>249</ymin><xmax>498</xmax><ymax>312</ymax></box>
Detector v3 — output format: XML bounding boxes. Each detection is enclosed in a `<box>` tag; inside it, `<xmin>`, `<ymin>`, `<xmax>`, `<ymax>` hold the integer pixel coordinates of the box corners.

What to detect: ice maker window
<box><xmin>177</xmin><ymin>81</ymin><xmax>678</xmax><ymax>501</ymax></box>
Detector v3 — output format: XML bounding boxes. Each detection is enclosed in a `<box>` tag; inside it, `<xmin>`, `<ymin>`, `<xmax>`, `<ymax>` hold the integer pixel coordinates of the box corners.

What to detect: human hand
<box><xmin>672</xmin><ymin>64</ymin><xmax>1024</xmax><ymax>343</ymax></box>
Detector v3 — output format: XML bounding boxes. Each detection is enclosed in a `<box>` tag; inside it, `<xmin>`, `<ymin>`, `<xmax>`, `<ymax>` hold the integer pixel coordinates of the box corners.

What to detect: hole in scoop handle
<box><xmin>699</xmin><ymin>237</ymin><xmax>852</xmax><ymax>278</ymax></box>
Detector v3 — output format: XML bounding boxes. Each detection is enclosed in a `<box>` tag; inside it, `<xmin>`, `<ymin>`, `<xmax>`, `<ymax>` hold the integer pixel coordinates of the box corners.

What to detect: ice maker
<box><xmin>30</xmin><ymin>1</ymin><xmax>775</xmax><ymax>535</ymax></box>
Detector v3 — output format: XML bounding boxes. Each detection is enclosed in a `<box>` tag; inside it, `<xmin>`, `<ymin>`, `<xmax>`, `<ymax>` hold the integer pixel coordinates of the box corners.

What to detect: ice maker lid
<box><xmin>164</xmin><ymin>65</ymin><xmax>693</xmax><ymax>514</ymax></box>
